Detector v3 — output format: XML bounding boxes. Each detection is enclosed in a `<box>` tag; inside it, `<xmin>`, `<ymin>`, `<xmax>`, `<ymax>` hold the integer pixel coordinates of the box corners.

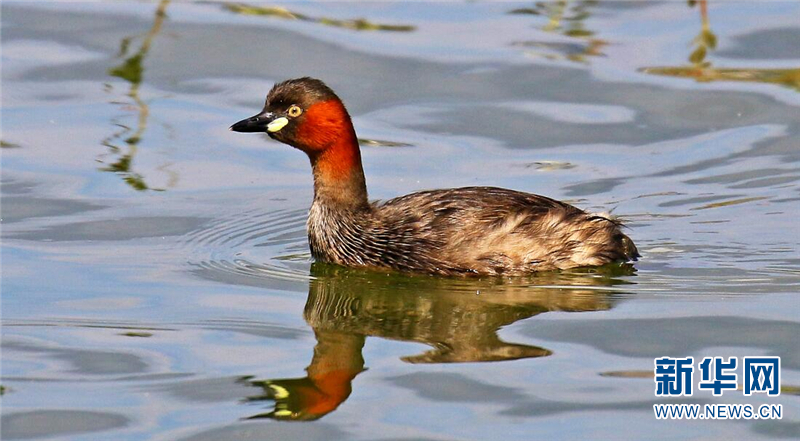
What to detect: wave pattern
<box><xmin>179</xmin><ymin>207</ymin><xmax>313</xmax><ymax>284</ymax></box>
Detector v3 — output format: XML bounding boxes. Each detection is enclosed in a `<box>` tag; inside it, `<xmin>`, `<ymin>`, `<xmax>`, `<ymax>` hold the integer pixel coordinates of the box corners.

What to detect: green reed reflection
<box><xmin>222</xmin><ymin>3</ymin><xmax>415</xmax><ymax>32</ymax></box>
<box><xmin>240</xmin><ymin>263</ymin><xmax>634</xmax><ymax>421</ymax></box>
<box><xmin>687</xmin><ymin>0</ymin><xmax>716</xmax><ymax>66</ymax></box>
<box><xmin>100</xmin><ymin>0</ymin><xmax>177</xmax><ymax>191</ymax></box>
<box><xmin>1</xmin><ymin>140</ymin><xmax>21</xmax><ymax>149</ymax></box>
<box><xmin>510</xmin><ymin>0</ymin><xmax>606</xmax><ymax>63</ymax></box>
<box><xmin>642</xmin><ymin>0</ymin><xmax>800</xmax><ymax>92</ymax></box>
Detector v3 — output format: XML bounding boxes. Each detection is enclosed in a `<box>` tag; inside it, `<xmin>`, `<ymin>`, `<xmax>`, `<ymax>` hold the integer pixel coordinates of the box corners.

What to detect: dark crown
<box><xmin>266</xmin><ymin>77</ymin><xmax>339</xmax><ymax>107</ymax></box>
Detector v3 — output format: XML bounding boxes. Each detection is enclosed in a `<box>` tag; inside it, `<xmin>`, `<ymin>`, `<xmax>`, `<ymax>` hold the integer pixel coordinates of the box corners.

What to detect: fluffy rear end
<box><xmin>565</xmin><ymin>215</ymin><xmax>638</xmax><ymax>268</ymax></box>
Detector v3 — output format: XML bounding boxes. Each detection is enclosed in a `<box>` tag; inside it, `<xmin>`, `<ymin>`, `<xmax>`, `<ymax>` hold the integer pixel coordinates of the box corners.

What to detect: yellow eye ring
<box><xmin>288</xmin><ymin>105</ymin><xmax>302</xmax><ymax>118</ymax></box>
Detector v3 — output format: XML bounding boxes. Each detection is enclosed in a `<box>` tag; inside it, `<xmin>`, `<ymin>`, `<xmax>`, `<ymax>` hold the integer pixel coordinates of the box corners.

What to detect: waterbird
<box><xmin>230</xmin><ymin>77</ymin><xmax>639</xmax><ymax>276</ymax></box>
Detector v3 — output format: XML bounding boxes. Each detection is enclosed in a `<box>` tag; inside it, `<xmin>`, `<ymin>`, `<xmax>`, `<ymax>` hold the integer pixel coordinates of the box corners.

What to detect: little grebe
<box><xmin>231</xmin><ymin>77</ymin><xmax>639</xmax><ymax>276</ymax></box>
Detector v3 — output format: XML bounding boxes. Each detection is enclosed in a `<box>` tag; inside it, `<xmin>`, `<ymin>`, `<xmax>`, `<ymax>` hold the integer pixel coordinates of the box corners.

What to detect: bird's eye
<box><xmin>288</xmin><ymin>105</ymin><xmax>303</xmax><ymax>118</ymax></box>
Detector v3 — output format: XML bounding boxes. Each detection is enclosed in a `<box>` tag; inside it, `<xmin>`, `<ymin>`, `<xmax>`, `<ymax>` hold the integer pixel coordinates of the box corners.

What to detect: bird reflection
<box><xmin>239</xmin><ymin>263</ymin><xmax>634</xmax><ymax>421</ymax></box>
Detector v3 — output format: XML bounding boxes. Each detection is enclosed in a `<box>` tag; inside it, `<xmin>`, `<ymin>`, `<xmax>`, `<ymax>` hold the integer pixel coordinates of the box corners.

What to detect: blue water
<box><xmin>2</xmin><ymin>1</ymin><xmax>799</xmax><ymax>440</ymax></box>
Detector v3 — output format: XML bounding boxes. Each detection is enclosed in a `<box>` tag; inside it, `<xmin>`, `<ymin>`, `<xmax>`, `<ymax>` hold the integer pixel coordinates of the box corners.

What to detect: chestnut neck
<box><xmin>307</xmin><ymin>125</ymin><xmax>369</xmax><ymax>211</ymax></box>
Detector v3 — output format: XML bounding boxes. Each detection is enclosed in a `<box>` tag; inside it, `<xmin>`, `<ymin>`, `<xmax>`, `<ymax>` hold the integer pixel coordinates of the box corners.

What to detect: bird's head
<box><xmin>230</xmin><ymin>77</ymin><xmax>353</xmax><ymax>154</ymax></box>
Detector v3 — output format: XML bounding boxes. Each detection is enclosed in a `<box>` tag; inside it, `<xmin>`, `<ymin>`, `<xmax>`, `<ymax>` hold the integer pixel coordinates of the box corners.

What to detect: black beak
<box><xmin>230</xmin><ymin>111</ymin><xmax>277</xmax><ymax>133</ymax></box>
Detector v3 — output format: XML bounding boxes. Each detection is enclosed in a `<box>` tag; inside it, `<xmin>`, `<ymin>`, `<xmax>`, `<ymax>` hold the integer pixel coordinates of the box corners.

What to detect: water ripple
<box><xmin>180</xmin><ymin>207</ymin><xmax>313</xmax><ymax>284</ymax></box>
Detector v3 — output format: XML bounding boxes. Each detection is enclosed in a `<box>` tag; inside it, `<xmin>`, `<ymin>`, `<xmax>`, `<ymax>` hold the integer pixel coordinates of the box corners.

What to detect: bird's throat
<box><xmin>309</xmin><ymin>128</ymin><xmax>368</xmax><ymax>209</ymax></box>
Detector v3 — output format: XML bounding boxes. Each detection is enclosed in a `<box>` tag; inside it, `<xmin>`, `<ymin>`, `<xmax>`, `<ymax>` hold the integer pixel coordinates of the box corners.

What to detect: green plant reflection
<box><xmin>509</xmin><ymin>0</ymin><xmax>606</xmax><ymax>63</ymax></box>
<box><xmin>1</xmin><ymin>140</ymin><xmax>22</xmax><ymax>149</ymax></box>
<box><xmin>642</xmin><ymin>0</ymin><xmax>800</xmax><ymax>92</ymax></box>
<box><xmin>100</xmin><ymin>0</ymin><xmax>177</xmax><ymax>191</ymax></box>
<box><xmin>222</xmin><ymin>3</ymin><xmax>415</xmax><ymax>32</ymax></box>
<box><xmin>239</xmin><ymin>262</ymin><xmax>634</xmax><ymax>421</ymax></box>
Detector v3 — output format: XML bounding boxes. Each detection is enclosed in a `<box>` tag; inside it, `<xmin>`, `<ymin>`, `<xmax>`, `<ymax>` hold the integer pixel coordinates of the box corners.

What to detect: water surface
<box><xmin>2</xmin><ymin>1</ymin><xmax>799</xmax><ymax>440</ymax></box>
